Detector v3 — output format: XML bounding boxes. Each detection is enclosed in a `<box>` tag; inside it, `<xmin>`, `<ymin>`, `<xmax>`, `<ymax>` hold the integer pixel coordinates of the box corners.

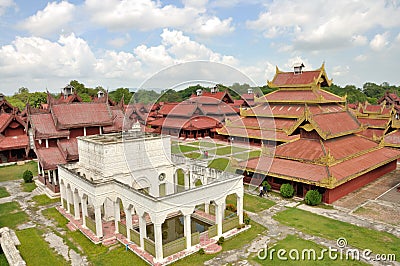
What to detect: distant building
<box><xmin>28</xmin><ymin>85</ymin><xmax>127</xmax><ymax>195</ymax></box>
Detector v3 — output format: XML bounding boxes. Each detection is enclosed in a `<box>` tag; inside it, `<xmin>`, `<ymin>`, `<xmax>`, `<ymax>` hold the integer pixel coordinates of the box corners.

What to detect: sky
<box><xmin>0</xmin><ymin>0</ymin><xmax>399</xmax><ymax>95</ymax></box>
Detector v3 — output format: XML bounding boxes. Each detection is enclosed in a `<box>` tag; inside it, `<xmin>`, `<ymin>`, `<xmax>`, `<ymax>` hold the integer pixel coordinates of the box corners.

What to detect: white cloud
<box><xmin>354</xmin><ymin>54</ymin><xmax>367</xmax><ymax>62</ymax></box>
<box><xmin>370</xmin><ymin>32</ymin><xmax>390</xmax><ymax>51</ymax></box>
<box><xmin>107</xmin><ymin>35</ymin><xmax>131</xmax><ymax>48</ymax></box>
<box><xmin>18</xmin><ymin>1</ymin><xmax>75</xmax><ymax>37</ymax></box>
<box><xmin>0</xmin><ymin>0</ymin><xmax>14</xmax><ymax>16</ymax></box>
<box><xmin>331</xmin><ymin>65</ymin><xmax>350</xmax><ymax>77</ymax></box>
<box><xmin>246</xmin><ymin>0</ymin><xmax>400</xmax><ymax>50</ymax></box>
<box><xmin>84</xmin><ymin>0</ymin><xmax>234</xmax><ymax>37</ymax></box>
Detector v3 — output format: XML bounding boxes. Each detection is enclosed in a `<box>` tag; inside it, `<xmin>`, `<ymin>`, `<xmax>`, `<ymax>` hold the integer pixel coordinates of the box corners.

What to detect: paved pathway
<box><xmin>0</xmin><ymin>180</ymin><xmax>88</xmax><ymax>265</ymax></box>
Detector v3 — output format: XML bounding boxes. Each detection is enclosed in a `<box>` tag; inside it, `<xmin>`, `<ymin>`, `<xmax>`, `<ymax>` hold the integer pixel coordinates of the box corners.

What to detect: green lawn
<box><xmin>189</xmin><ymin>141</ymin><xmax>224</xmax><ymax>148</ymax></box>
<box><xmin>226</xmin><ymin>193</ymin><xmax>275</xmax><ymax>213</ymax></box>
<box><xmin>21</xmin><ymin>182</ymin><xmax>37</xmax><ymax>192</ymax></box>
<box><xmin>233</xmin><ymin>150</ymin><xmax>262</xmax><ymax>160</ymax></box>
<box><xmin>274</xmin><ymin>208</ymin><xmax>400</xmax><ymax>261</ymax></box>
<box><xmin>252</xmin><ymin>234</ymin><xmax>366</xmax><ymax>265</ymax></box>
<box><xmin>171</xmin><ymin>144</ymin><xmax>199</xmax><ymax>154</ymax></box>
<box><xmin>0</xmin><ymin>161</ymin><xmax>38</xmax><ymax>182</ymax></box>
<box><xmin>173</xmin><ymin>220</ymin><xmax>267</xmax><ymax>266</ymax></box>
<box><xmin>32</xmin><ymin>194</ymin><xmax>60</xmax><ymax>207</ymax></box>
<box><xmin>0</xmin><ymin>252</ymin><xmax>9</xmax><ymax>266</ymax></box>
<box><xmin>208</xmin><ymin>158</ymin><xmax>231</xmax><ymax>171</ymax></box>
<box><xmin>42</xmin><ymin>207</ymin><xmax>145</xmax><ymax>265</ymax></box>
<box><xmin>184</xmin><ymin>152</ymin><xmax>202</xmax><ymax>159</ymax></box>
<box><xmin>0</xmin><ymin>187</ymin><xmax>10</xmax><ymax>198</ymax></box>
<box><xmin>0</xmin><ymin>202</ymin><xmax>29</xmax><ymax>229</ymax></box>
<box><xmin>16</xmin><ymin>228</ymin><xmax>68</xmax><ymax>266</ymax></box>
<box><xmin>214</xmin><ymin>146</ymin><xmax>248</xmax><ymax>156</ymax></box>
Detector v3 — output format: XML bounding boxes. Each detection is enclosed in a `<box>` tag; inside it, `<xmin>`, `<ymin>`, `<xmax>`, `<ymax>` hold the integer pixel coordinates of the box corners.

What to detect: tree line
<box><xmin>4</xmin><ymin>80</ymin><xmax>399</xmax><ymax>110</ymax></box>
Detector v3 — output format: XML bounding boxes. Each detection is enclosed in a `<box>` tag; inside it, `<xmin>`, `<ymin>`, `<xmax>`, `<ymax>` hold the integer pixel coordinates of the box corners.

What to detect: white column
<box><xmin>184</xmin><ymin>214</ymin><xmax>191</xmax><ymax>249</ymax></box>
<box><xmin>73</xmin><ymin>192</ymin><xmax>80</xmax><ymax>220</ymax></box>
<box><xmin>154</xmin><ymin>223</ymin><xmax>163</xmax><ymax>261</ymax></box>
<box><xmin>237</xmin><ymin>195</ymin><xmax>243</xmax><ymax>224</ymax></box>
<box><xmin>125</xmin><ymin>208</ymin><xmax>132</xmax><ymax>241</ymax></box>
<box><xmin>94</xmin><ymin>205</ymin><xmax>103</xmax><ymax>238</ymax></box>
<box><xmin>59</xmin><ymin>183</ymin><xmax>65</xmax><ymax>208</ymax></box>
<box><xmin>82</xmin><ymin>197</ymin><xmax>87</xmax><ymax>228</ymax></box>
<box><xmin>37</xmin><ymin>162</ymin><xmax>41</xmax><ymax>176</ymax></box>
<box><xmin>45</xmin><ymin>139</ymin><xmax>49</xmax><ymax>148</ymax></box>
<box><xmin>114</xmin><ymin>201</ymin><xmax>120</xmax><ymax>234</ymax></box>
<box><xmin>215</xmin><ymin>202</ymin><xmax>223</xmax><ymax>237</ymax></box>
<box><xmin>53</xmin><ymin>170</ymin><xmax>57</xmax><ymax>186</ymax></box>
<box><xmin>66</xmin><ymin>189</ymin><xmax>72</xmax><ymax>213</ymax></box>
<box><xmin>139</xmin><ymin>214</ymin><xmax>147</xmax><ymax>249</ymax></box>
<box><xmin>204</xmin><ymin>202</ymin><xmax>210</xmax><ymax>214</ymax></box>
<box><xmin>83</xmin><ymin>127</ymin><xmax>87</xmax><ymax>136</ymax></box>
<box><xmin>99</xmin><ymin>126</ymin><xmax>103</xmax><ymax>135</ymax></box>
<box><xmin>184</xmin><ymin>172</ymin><xmax>190</xmax><ymax>190</ymax></box>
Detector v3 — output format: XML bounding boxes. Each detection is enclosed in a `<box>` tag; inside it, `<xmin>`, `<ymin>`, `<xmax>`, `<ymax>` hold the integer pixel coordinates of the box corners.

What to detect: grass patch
<box><xmin>0</xmin><ymin>161</ymin><xmax>38</xmax><ymax>182</ymax></box>
<box><xmin>184</xmin><ymin>152</ymin><xmax>202</xmax><ymax>159</ymax></box>
<box><xmin>233</xmin><ymin>150</ymin><xmax>261</xmax><ymax>160</ymax></box>
<box><xmin>274</xmin><ymin>208</ymin><xmax>400</xmax><ymax>261</ymax></box>
<box><xmin>0</xmin><ymin>187</ymin><xmax>10</xmax><ymax>198</ymax></box>
<box><xmin>251</xmin><ymin>234</ymin><xmax>366</xmax><ymax>265</ymax></box>
<box><xmin>16</xmin><ymin>228</ymin><xmax>68</xmax><ymax>266</ymax></box>
<box><xmin>173</xmin><ymin>220</ymin><xmax>267</xmax><ymax>266</ymax></box>
<box><xmin>207</xmin><ymin>158</ymin><xmax>234</xmax><ymax>172</ymax></box>
<box><xmin>226</xmin><ymin>193</ymin><xmax>275</xmax><ymax>213</ymax></box>
<box><xmin>0</xmin><ymin>252</ymin><xmax>8</xmax><ymax>266</ymax></box>
<box><xmin>214</xmin><ymin>146</ymin><xmax>247</xmax><ymax>156</ymax></box>
<box><xmin>32</xmin><ymin>194</ymin><xmax>60</xmax><ymax>207</ymax></box>
<box><xmin>43</xmin><ymin>207</ymin><xmax>145</xmax><ymax>265</ymax></box>
<box><xmin>0</xmin><ymin>202</ymin><xmax>29</xmax><ymax>229</ymax></box>
<box><xmin>21</xmin><ymin>182</ymin><xmax>37</xmax><ymax>192</ymax></box>
<box><xmin>171</xmin><ymin>144</ymin><xmax>199</xmax><ymax>154</ymax></box>
<box><xmin>189</xmin><ymin>141</ymin><xmax>224</xmax><ymax>148</ymax></box>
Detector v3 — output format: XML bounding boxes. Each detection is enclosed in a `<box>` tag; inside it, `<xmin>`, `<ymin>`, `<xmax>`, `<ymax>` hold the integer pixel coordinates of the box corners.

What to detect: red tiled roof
<box><xmin>58</xmin><ymin>138</ymin><xmax>78</xmax><ymax>161</ymax></box>
<box><xmin>263</xmin><ymin>89</ymin><xmax>342</xmax><ymax>102</ymax></box>
<box><xmin>272</xmin><ymin>71</ymin><xmax>321</xmax><ymax>86</ymax></box>
<box><xmin>153</xmin><ymin>116</ymin><xmax>219</xmax><ymax>130</ymax></box>
<box><xmin>229</xmin><ymin>117</ymin><xmax>296</xmax><ymax>131</ymax></box>
<box><xmin>0</xmin><ymin>113</ymin><xmax>11</xmax><ymax>131</ymax></box>
<box><xmin>330</xmin><ymin>147</ymin><xmax>400</xmax><ymax>181</ymax></box>
<box><xmin>52</xmin><ymin>103</ymin><xmax>113</xmax><ymax>129</ymax></box>
<box><xmin>30</xmin><ymin>113</ymin><xmax>69</xmax><ymax>139</ymax></box>
<box><xmin>364</xmin><ymin>105</ymin><xmax>381</xmax><ymax>113</ymax></box>
<box><xmin>200</xmin><ymin>104</ymin><xmax>237</xmax><ymax>115</ymax></box>
<box><xmin>190</xmin><ymin>91</ymin><xmax>234</xmax><ymax>104</ymax></box>
<box><xmin>323</xmin><ymin>135</ymin><xmax>377</xmax><ymax>159</ymax></box>
<box><xmin>158</xmin><ymin>103</ymin><xmax>179</xmax><ymax>116</ymax></box>
<box><xmin>357</xmin><ymin>128</ymin><xmax>385</xmax><ymax>139</ymax></box>
<box><xmin>311</xmin><ymin>111</ymin><xmax>360</xmax><ymax>138</ymax></box>
<box><xmin>384</xmin><ymin>130</ymin><xmax>400</xmax><ymax>146</ymax></box>
<box><xmin>163</xmin><ymin>104</ymin><xmax>199</xmax><ymax>117</ymax></box>
<box><xmin>275</xmin><ymin>139</ymin><xmax>324</xmax><ymax>161</ymax></box>
<box><xmin>0</xmin><ymin>135</ymin><xmax>29</xmax><ymax>151</ymax></box>
<box><xmin>217</xmin><ymin>126</ymin><xmax>298</xmax><ymax>142</ymax></box>
<box><xmin>103</xmin><ymin>109</ymin><xmax>125</xmax><ymax>133</ymax></box>
<box><xmin>358</xmin><ymin>118</ymin><xmax>389</xmax><ymax>128</ymax></box>
<box><xmin>36</xmin><ymin>146</ymin><xmax>67</xmax><ymax>170</ymax></box>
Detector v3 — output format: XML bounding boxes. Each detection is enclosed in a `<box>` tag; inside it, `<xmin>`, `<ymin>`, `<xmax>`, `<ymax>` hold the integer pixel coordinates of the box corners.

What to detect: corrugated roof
<box><xmin>36</xmin><ymin>146</ymin><xmax>67</xmax><ymax>170</ymax></box>
<box><xmin>30</xmin><ymin>113</ymin><xmax>69</xmax><ymax>139</ymax></box>
<box><xmin>311</xmin><ymin>111</ymin><xmax>360</xmax><ymax>138</ymax></box>
<box><xmin>58</xmin><ymin>138</ymin><xmax>78</xmax><ymax>161</ymax></box>
<box><xmin>0</xmin><ymin>135</ymin><xmax>29</xmax><ymax>151</ymax></box>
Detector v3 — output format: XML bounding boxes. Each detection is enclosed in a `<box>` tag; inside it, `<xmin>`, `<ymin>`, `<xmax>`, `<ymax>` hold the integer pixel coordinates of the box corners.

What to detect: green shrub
<box><xmin>262</xmin><ymin>181</ymin><xmax>271</xmax><ymax>191</ymax></box>
<box><xmin>198</xmin><ymin>248</ymin><xmax>205</xmax><ymax>255</ymax></box>
<box><xmin>305</xmin><ymin>190</ymin><xmax>322</xmax><ymax>206</ymax></box>
<box><xmin>22</xmin><ymin>170</ymin><xmax>33</xmax><ymax>183</ymax></box>
<box><xmin>236</xmin><ymin>223</ymin><xmax>245</xmax><ymax>229</ymax></box>
<box><xmin>243</xmin><ymin>212</ymin><xmax>251</xmax><ymax>225</ymax></box>
<box><xmin>280</xmin><ymin>183</ymin><xmax>294</xmax><ymax>198</ymax></box>
<box><xmin>217</xmin><ymin>236</ymin><xmax>225</xmax><ymax>245</ymax></box>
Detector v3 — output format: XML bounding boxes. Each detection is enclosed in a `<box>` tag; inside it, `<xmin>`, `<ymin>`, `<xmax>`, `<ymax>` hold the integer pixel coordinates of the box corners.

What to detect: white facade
<box><xmin>58</xmin><ymin>131</ymin><xmax>244</xmax><ymax>263</ymax></box>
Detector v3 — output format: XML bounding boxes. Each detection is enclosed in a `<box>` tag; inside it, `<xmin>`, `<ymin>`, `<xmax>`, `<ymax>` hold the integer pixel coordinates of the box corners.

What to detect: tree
<box><xmin>109</xmin><ymin>88</ymin><xmax>133</xmax><ymax>104</ymax></box>
<box><xmin>23</xmin><ymin>170</ymin><xmax>33</xmax><ymax>183</ymax></box>
<box><xmin>304</xmin><ymin>190</ymin><xmax>322</xmax><ymax>206</ymax></box>
<box><xmin>280</xmin><ymin>183</ymin><xmax>295</xmax><ymax>198</ymax></box>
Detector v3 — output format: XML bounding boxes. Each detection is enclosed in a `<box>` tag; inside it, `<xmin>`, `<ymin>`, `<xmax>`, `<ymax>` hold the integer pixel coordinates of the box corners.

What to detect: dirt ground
<box><xmin>333</xmin><ymin>169</ymin><xmax>400</xmax><ymax>226</ymax></box>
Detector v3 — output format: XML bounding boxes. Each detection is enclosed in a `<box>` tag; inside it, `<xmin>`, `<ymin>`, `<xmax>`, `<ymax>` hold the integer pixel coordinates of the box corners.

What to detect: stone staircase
<box><xmin>199</xmin><ymin>232</ymin><xmax>221</xmax><ymax>254</ymax></box>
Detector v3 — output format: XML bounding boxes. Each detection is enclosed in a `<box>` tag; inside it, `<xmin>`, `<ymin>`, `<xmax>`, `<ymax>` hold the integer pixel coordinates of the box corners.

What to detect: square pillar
<box><xmin>184</xmin><ymin>172</ymin><xmax>190</xmax><ymax>190</ymax></box>
<box><xmin>81</xmin><ymin>197</ymin><xmax>87</xmax><ymax>228</ymax></box>
<box><xmin>125</xmin><ymin>208</ymin><xmax>132</xmax><ymax>241</ymax></box>
<box><xmin>184</xmin><ymin>214</ymin><xmax>191</xmax><ymax>249</ymax></box>
<box><xmin>66</xmin><ymin>189</ymin><xmax>72</xmax><ymax>213</ymax></box>
<box><xmin>215</xmin><ymin>203</ymin><xmax>223</xmax><ymax>237</ymax></box>
<box><xmin>114</xmin><ymin>201</ymin><xmax>120</xmax><ymax>234</ymax></box>
<box><xmin>94</xmin><ymin>205</ymin><xmax>103</xmax><ymax>238</ymax></box>
<box><xmin>139</xmin><ymin>214</ymin><xmax>147</xmax><ymax>249</ymax></box>
<box><xmin>73</xmin><ymin>192</ymin><xmax>80</xmax><ymax>220</ymax></box>
<box><xmin>237</xmin><ymin>195</ymin><xmax>243</xmax><ymax>224</ymax></box>
<box><xmin>59</xmin><ymin>183</ymin><xmax>65</xmax><ymax>208</ymax></box>
<box><xmin>154</xmin><ymin>223</ymin><xmax>163</xmax><ymax>262</ymax></box>
<box><xmin>204</xmin><ymin>202</ymin><xmax>210</xmax><ymax>214</ymax></box>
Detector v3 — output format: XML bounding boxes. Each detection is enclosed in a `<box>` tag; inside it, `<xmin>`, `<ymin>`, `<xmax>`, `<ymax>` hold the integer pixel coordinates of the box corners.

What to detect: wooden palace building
<box><xmin>222</xmin><ymin>63</ymin><xmax>400</xmax><ymax>203</ymax></box>
<box><xmin>28</xmin><ymin>86</ymin><xmax>126</xmax><ymax>195</ymax></box>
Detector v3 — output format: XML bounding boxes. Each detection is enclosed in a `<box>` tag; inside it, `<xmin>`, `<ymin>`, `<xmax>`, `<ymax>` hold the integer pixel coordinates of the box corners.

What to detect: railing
<box><xmin>222</xmin><ymin>216</ymin><xmax>239</xmax><ymax>233</ymax></box>
<box><xmin>208</xmin><ymin>224</ymin><xmax>217</xmax><ymax>238</ymax></box>
<box><xmin>86</xmin><ymin>216</ymin><xmax>96</xmax><ymax>233</ymax></box>
<box><xmin>191</xmin><ymin>232</ymin><xmax>200</xmax><ymax>246</ymax></box>
<box><xmin>118</xmin><ymin>222</ymin><xmax>127</xmax><ymax>238</ymax></box>
<box><xmin>163</xmin><ymin>237</ymin><xmax>186</xmax><ymax>257</ymax></box>
<box><xmin>131</xmin><ymin>229</ymin><xmax>140</xmax><ymax>245</ymax></box>
<box><xmin>144</xmin><ymin>238</ymin><xmax>156</xmax><ymax>257</ymax></box>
